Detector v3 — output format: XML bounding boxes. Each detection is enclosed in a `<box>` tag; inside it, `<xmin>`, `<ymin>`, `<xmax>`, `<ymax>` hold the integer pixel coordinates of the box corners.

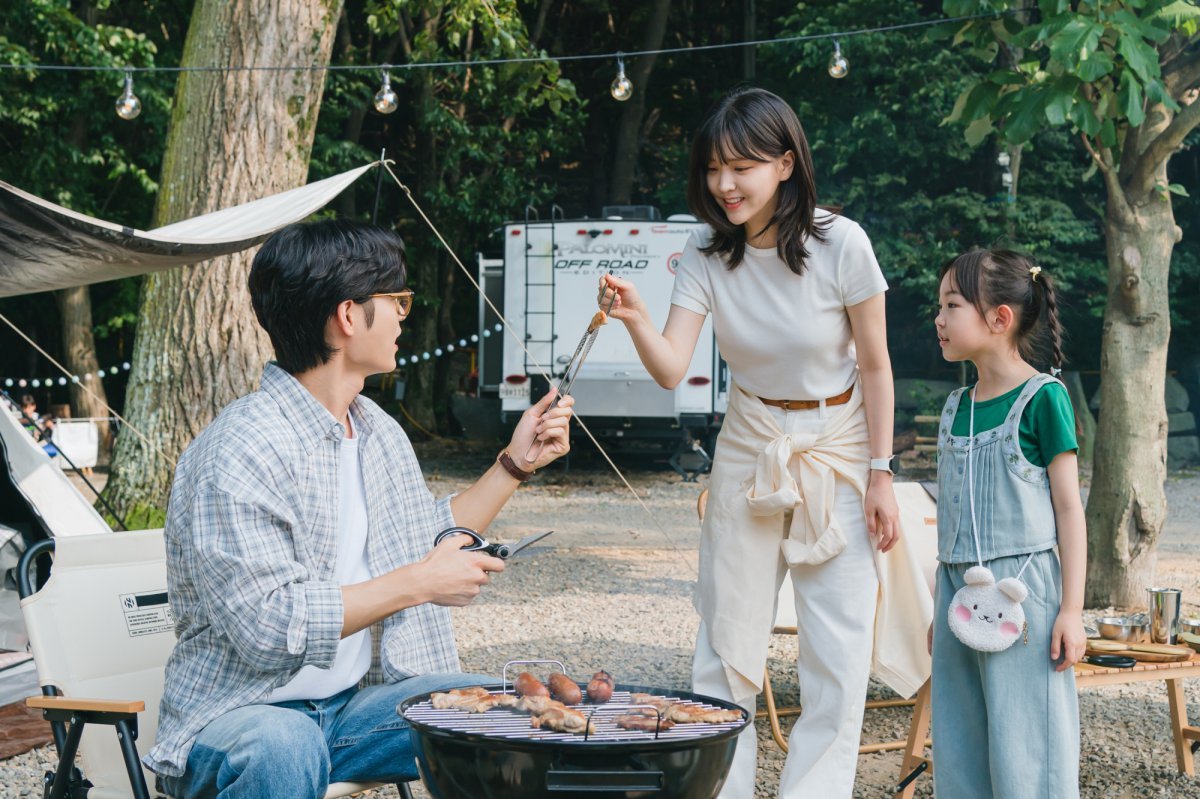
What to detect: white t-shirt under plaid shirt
<box><xmin>146</xmin><ymin>363</ymin><xmax>459</xmax><ymax>778</ymax></box>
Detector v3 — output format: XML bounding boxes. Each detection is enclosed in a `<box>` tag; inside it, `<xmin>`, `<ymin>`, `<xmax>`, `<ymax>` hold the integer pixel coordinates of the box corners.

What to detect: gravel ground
<box><xmin>4</xmin><ymin>451</ymin><xmax>1200</xmax><ymax>797</ymax></box>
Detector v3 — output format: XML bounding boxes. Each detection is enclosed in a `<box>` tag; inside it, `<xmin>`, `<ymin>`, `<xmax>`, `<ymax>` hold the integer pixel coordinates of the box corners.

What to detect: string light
<box><xmin>0</xmin><ymin>361</ymin><xmax>131</xmax><ymax>388</ymax></box>
<box><xmin>114</xmin><ymin>70</ymin><xmax>142</xmax><ymax>120</ymax></box>
<box><xmin>373</xmin><ymin>70</ymin><xmax>398</xmax><ymax>114</ymax></box>
<box><xmin>828</xmin><ymin>40</ymin><xmax>849</xmax><ymax>79</ymax></box>
<box><xmin>610</xmin><ymin>54</ymin><xmax>633</xmax><ymax>102</ymax></box>
<box><xmin>1</xmin><ymin>13</ymin><xmax>1014</xmax><ymax>114</ymax></box>
<box><xmin>4</xmin><ymin>14</ymin><xmax>1004</xmax><ymax>78</ymax></box>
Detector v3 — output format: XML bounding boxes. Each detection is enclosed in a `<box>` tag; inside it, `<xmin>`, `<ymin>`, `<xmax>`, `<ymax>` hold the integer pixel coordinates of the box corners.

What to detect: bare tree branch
<box><xmin>1165</xmin><ymin>48</ymin><xmax>1200</xmax><ymax>99</ymax></box>
<box><xmin>530</xmin><ymin>0</ymin><xmax>553</xmax><ymax>48</ymax></box>
<box><xmin>1081</xmin><ymin>133</ymin><xmax>1136</xmax><ymax>225</ymax></box>
<box><xmin>1129</xmin><ymin>93</ymin><xmax>1200</xmax><ymax>197</ymax></box>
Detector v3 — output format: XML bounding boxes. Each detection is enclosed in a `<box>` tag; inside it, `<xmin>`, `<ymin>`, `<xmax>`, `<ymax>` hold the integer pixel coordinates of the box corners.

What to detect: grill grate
<box><xmin>403</xmin><ymin>689</ymin><xmax>745</xmax><ymax>744</ymax></box>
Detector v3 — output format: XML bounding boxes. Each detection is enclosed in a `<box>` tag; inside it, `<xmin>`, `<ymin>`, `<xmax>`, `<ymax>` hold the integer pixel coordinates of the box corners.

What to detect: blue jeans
<box><xmin>160</xmin><ymin>672</ymin><xmax>493</xmax><ymax>799</ymax></box>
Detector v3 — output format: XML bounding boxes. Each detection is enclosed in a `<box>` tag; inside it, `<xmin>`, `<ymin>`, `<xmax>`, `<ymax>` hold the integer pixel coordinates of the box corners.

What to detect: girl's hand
<box><xmin>598</xmin><ymin>274</ymin><xmax>647</xmax><ymax>324</ymax></box>
<box><xmin>1050</xmin><ymin>612</ymin><xmax>1087</xmax><ymax>672</ymax></box>
<box><xmin>507</xmin><ymin>390</ymin><xmax>575</xmax><ymax>472</ymax></box>
<box><xmin>864</xmin><ymin>476</ymin><xmax>900</xmax><ymax>552</ymax></box>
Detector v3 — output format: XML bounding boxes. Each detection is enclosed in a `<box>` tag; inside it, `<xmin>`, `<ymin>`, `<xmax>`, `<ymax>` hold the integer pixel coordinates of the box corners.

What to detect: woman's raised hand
<box><xmin>598</xmin><ymin>274</ymin><xmax>646</xmax><ymax>324</ymax></box>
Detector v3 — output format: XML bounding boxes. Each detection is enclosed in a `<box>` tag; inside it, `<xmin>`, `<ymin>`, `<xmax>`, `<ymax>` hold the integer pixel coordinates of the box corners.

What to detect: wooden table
<box><xmin>892</xmin><ymin>655</ymin><xmax>1200</xmax><ymax>798</ymax></box>
<box><xmin>1074</xmin><ymin>653</ymin><xmax>1200</xmax><ymax>776</ymax></box>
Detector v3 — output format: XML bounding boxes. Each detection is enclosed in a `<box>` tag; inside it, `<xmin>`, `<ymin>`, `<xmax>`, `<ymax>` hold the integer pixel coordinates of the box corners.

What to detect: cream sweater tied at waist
<box><xmin>696</xmin><ymin>381</ymin><xmax>933</xmax><ymax>698</ymax></box>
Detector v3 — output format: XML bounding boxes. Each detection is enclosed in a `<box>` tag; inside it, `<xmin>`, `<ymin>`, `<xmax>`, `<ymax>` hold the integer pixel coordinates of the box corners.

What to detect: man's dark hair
<box><xmin>248</xmin><ymin>219</ymin><xmax>408</xmax><ymax>374</ymax></box>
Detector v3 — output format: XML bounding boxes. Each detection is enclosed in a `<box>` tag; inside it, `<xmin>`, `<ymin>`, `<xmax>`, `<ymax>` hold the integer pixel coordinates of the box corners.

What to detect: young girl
<box><xmin>599</xmin><ymin>87</ymin><xmax>900</xmax><ymax>797</ymax></box>
<box><xmin>932</xmin><ymin>249</ymin><xmax>1086</xmax><ymax>797</ymax></box>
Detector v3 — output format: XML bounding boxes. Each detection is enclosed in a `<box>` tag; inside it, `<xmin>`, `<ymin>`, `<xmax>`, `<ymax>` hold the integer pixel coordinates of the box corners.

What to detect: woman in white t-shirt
<box><xmin>599</xmin><ymin>87</ymin><xmax>900</xmax><ymax>797</ymax></box>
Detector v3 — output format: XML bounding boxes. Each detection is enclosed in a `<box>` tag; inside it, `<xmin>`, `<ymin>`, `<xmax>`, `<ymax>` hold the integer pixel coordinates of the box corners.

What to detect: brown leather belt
<box><xmin>758</xmin><ymin>385</ymin><xmax>853</xmax><ymax>412</ymax></box>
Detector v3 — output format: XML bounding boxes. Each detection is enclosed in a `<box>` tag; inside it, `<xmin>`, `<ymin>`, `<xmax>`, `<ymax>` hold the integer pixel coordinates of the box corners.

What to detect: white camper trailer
<box><xmin>475</xmin><ymin>207</ymin><xmax>727</xmax><ymax>475</ymax></box>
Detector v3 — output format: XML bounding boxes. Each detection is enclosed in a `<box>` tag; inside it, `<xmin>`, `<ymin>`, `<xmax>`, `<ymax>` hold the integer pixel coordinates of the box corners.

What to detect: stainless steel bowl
<box><xmin>1096</xmin><ymin>616</ymin><xmax>1149</xmax><ymax>642</ymax></box>
<box><xmin>1181</xmin><ymin>618</ymin><xmax>1200</xmax><ymax>637</ymax></box>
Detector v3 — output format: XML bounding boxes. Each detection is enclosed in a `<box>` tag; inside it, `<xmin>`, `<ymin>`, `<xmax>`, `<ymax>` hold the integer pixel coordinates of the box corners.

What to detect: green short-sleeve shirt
<box><xmin>950</xmin><ymin>377</ymin><xmax>1078</xmax><ymax>467</ymax></box>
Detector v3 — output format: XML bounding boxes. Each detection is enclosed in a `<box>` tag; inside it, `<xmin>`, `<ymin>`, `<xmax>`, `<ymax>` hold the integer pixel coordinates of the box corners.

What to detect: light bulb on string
<box><xmin>610</xmin><ymin>55</ymin><xmax>633</xmax><ymax>102</ymax></box>
<box><xmin>374</xmin><ymin>70</ymin><xmax>398</xmax><ymax>114</ymax></box>
<box><xmin>827</xmin><ymin>41</ymin><xmax>849</xmax><ymax>79</ymax></box>
<box><xmin>115</xmin><ymin>70</ymin><xmax>142</xmax><ymax>120</ymax></box>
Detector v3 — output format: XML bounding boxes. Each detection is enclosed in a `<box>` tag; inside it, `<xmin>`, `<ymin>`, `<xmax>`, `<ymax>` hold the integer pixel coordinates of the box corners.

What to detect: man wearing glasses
<box><xmin>148</xmin><ymin>219</ymin><xmax>574</xmax><ymax>798</ymax></box>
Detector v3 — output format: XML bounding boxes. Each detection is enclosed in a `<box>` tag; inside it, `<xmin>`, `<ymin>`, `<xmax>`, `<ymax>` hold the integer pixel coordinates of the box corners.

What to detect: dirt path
<box><xmin>42</xmin><ymin>452</ymin><xmax>1200</xmax><ymax>797</ymax></box>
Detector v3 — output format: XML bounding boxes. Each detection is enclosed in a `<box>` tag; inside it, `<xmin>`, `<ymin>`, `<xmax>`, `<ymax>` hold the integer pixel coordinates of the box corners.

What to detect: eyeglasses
<box><xmin>369</xmin><ymin>290</ymin><xmax>414</xmax><ymax>320</ymax></box>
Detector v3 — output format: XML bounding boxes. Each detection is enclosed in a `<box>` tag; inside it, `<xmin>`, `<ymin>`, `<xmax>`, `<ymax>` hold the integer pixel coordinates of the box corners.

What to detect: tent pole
<box><xmin>372</xmin><ymin>148</ymin><xmax>386</xmax><ymax>225</ymax></box>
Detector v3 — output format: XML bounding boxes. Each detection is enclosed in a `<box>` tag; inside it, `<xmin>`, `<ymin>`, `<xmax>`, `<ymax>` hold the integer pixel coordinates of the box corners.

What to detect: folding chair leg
<box><xmin>46</xmin><ymin>718</ymin><xmax>85</xmax><ymax>799</ymax></box>
<box><xmin>894</xmin><ymin>678</ymin><xmax>932</xmax><ymax>799</ymax></box>
<box><xmin>761</xmin><ymin>666</ymin><xmax>790</xmax><ymax>752</ymax></box>
<box><xmin>397</xmin><ymin>782</ymin><xmax>413</xmax><ymax>799</ymax></box>
<box><xmin>115</xmin><ymin>718</ymin><xmax>152</xmax><ymax>799</ymax></box>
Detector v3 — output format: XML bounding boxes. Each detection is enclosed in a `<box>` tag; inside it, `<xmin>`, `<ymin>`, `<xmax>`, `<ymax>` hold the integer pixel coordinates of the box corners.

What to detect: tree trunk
<box><xmin>608</xmin><ymin>0</ymin><xmax>671</xmax><ymax>204</ymax></box>
<box><xmin>104</xmin><ymin>0</ymin><xmax>343</xmax><ymax>524</ymax></box>
<box><xmin>53</xmin><ymin>286</ymin><xmax>111</xmax><ymax>449</ymax></box>
<box><xmin>1061</xmin><ymin>370</ymin><xmax>1096</xmax><ymax>468</ymax></box>
<box><xmin>1084</xmin><ymin>195</ymin><xmax>1175</xmax><ymax>608</ymax></box>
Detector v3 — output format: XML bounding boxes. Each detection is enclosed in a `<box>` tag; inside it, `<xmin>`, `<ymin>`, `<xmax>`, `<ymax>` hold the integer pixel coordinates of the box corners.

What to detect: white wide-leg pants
<box><xmin>692</xmin><ymin>404</ymin><xmax>879</xmax><ymax>798</ymax></box>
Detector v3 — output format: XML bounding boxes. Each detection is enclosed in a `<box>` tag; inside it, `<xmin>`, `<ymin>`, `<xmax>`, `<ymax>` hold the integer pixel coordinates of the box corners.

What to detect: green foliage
<box><xmin>0</xmin><ymin>0</ymin><xmax>189</xmax><ymax>387</ymax></box>
<box><xmin>771</xmin><ymin>1</ymin><xmax>1108</xmax><ymax>374</ymax></box>
<box><xmin>943</xmin><ymin>0</ymin><xmax>1195</xmax><ymax>150</ymax></box>
<box><xmin>297</xmin><ymin>1</ymin><xmax>588</xmax><ymax>429</ymax></box>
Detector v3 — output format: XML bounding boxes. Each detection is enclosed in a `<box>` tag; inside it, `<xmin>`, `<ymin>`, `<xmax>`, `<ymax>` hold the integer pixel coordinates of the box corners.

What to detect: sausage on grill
<box><xmin>548</xmin><ymin>673</ymin><xmax>583</xmax><ymax>705</ymax></box>
<box><xmin>514</xmin><ymin>671</ymin><xmax>549</xmax><ymax>698</ymax></box>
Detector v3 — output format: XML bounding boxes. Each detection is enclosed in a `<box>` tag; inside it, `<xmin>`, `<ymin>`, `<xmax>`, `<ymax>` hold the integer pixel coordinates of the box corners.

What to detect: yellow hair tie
<box><xmin>1029</xmin><ymin>265</ymin><xmax>1042</xmax><ymax>281</ymax></box>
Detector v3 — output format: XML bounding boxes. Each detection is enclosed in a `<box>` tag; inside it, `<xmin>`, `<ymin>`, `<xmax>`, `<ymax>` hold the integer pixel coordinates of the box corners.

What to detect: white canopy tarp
<box><xmin>0</xmin><ymin>163</ymin><xmax>376</xmax><ymax>656</ymax></box>
<box><xmin>0</xmin><ymin>163</ymin><xmax>375</xmax><ymax>297</ymax></box>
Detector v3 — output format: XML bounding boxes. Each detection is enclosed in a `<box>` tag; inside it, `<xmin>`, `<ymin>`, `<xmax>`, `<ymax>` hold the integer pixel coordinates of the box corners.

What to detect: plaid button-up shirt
<box><xmin>146</xmin><ymin>364</ymin><xmax>459</xmax><ymax>777</ymax></box>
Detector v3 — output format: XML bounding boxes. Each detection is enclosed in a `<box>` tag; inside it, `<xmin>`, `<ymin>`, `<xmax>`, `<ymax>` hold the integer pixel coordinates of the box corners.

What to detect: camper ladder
<box><xmin>522</xmin><ymin>205</ymin><xmax>563</xmax><ymax>375</ymax></box>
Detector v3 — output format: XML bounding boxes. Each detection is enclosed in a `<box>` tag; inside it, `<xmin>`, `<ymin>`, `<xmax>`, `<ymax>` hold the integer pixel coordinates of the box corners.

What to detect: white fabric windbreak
<box><xmin>0</xmin><ymin>163</ymin><xmax>375</xmax><ymax>297</ymax></box>
<box><xmin>0</xmin><ymin>402</ymin><xmax>109</xmax><ymax>538</ymax></box>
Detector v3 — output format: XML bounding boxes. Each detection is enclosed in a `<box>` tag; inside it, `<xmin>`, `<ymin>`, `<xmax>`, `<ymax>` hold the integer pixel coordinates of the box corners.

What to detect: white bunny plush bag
<box><xmin>948</xmin><ymin>565</ymin><xmax>1028</xmax><ymax>652</ymax></box>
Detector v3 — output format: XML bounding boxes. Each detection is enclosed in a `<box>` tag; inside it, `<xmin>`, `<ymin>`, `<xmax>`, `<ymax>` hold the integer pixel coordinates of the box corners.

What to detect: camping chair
<box><xmin>696</xmin><ymin>485</ymin><xmax>934</xmax><ymax>798</ymax></box>
<box><xmin>17</xmin><ymin>529</ymin><xmax>411</xmax><ymax>799</ymax></box>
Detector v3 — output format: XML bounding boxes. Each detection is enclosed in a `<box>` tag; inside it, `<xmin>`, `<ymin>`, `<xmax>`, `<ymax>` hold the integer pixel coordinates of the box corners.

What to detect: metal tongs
<box><xmin>524</xmin><ymin>277</ymin><xmax>617</xmax><ymax>460</ymax></box>
<box><xmin>433</xmin><ymin>526</ymin><xmax>554</xmax><ymax>559</ymax></box>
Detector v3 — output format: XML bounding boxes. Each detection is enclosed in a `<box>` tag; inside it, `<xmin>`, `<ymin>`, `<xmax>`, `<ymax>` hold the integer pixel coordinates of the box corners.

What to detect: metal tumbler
<box><xmin>1148</xmin><ymin>587</ymin><xmax>1183</xmax><ymax>644</ymax></box>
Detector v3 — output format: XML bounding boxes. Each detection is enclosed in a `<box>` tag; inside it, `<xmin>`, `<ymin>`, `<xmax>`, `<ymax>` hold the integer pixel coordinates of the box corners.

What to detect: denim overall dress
<box><xmin>930</xmin><ymin>374</ymin><xmax>1080</xmax><ymax>799</ymax></box>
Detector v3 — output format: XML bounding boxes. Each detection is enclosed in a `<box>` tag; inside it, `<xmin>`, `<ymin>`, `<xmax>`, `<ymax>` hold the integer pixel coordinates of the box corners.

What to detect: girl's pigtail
<box><xmin>1039</xmin><ymin>272</ymin><xmax>1065</xmax><ymax>374</ymax></box>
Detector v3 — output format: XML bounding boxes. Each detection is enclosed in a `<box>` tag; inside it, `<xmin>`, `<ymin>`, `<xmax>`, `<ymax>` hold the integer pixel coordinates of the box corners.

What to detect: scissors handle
<box><xmin>434</xmin><ymin>526</ymin><xmax>514</xmax><ymax>558</ymax></box>
<box><xmin>434</xmin><ymin>526</ymin><xmax>485</xmax><ymax>549</ymax></box>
